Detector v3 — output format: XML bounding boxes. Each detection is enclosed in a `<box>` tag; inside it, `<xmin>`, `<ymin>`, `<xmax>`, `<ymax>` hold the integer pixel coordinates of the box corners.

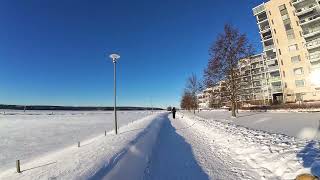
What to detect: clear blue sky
<box><xmin>0</xmin><ymin>0</ymin><xmax>265</xmax><ymax>108</ymax></box>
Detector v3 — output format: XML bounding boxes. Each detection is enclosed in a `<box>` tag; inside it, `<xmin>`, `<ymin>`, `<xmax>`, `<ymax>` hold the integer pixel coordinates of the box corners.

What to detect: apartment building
<box><xmin>197</xmin><ymin>81</ymin><xmax>227</xmax><ymax>109</ymax></box>
<box><xmin>253</xmin><ymin>0</ymin><xmax>320</xmax><ymax>103</ymax></box>
<box><xmin>238</xmin><ymin>54</ymin><xmax>271</xmax><ymax>104</ymax></box>
<box><xmin>197</xmin><ymin>88</ymin><xmax>213</xmax><ymax>109</ymax></box>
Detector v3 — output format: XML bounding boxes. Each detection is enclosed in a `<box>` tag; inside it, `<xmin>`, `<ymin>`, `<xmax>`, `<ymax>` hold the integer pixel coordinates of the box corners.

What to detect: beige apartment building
<box><xmin>253</xmin><ymin>0</ymin><xmax>320</xmax><ymax>103</ymax></box>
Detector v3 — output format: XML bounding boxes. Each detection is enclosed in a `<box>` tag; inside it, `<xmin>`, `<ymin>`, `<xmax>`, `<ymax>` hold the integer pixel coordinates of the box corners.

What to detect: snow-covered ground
<box><xmin>174</xmin><ymin>112</ymin><xmax>319</xmax><ymax>179</ymax></box>
<box><xmin>0</xmin><ymin>112</ymin><xmax>166</xmax><ymax>180</ymax></box>
<box><xmin>2</xmin><ymin>110</ymin><xmax>319</xmax><ymax>179</ymax></box>
<box><xmin>188</xmin><ymin>110</ymin><xmax>320</xmax><ymax>140</ymax></box>
<box><xmin>0</xmin><ymin>110</ymin><xmax>155</xmax><ymax>172</ymax></box>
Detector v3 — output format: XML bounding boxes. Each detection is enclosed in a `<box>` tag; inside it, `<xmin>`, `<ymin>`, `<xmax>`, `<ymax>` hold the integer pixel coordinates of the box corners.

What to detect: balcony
<box><xmin>260</xmin><ymin>25</ymin><xmax>271</xmax><ymax>33</ymax></box>
<box><xmin>303</xmin><ymin>27</ymin><xmax>320</xmax><ymax>38</ymax></box>
<box><xmin>271</xmin><ymin>86</ymin><xmax>282</xmax><ymax>93</ymax></box>
<box><xmin>292</xmin><ymin>0</ymin><xmax>306</xmax><ymax>5</ymax></box>
<box><xmin>262</xmin><ymin>34</ymin><xmax>273</xmax><ymax>42</ymax></box>
<box><xmin>269</xmin><ymin>76</ymin><xmax>281</xmax><ymax>83</ymax></box>
<box><xmin>306</xmin><ymin>38</ymin><xmax>320</xmax><ymax>50</ymax></box>
<box><xmin>309</xmin><ymin>52</ymin><xmax>320</xmax><ymax>62</ymax></box>
<box><xmin>296</xmin><ymin>4</ymin><xmax>317</xmax><ymax>16</ymax></box>
<box><xmin>300</xmin><ymin>14</ymin><xmax>320</xmax><ymax>26</ymax></box>
<box><xmin>252</xmin><ymin>76</ymin><xmax>263</xmax><ymax>80</ymax></box>
<box><xmin>268</xmin><ymin>65</ymin><xmax>279</xmax><ymax>72</ymax></box>
<box><xmin>253</xmin><ymin>4</ymin><xmax>266</xmax><ymax>16</ymax></box>
<box><xmin>264</xmin><ymin>44</ymin><xmax>275</xmax><ymax>52</ymax></box>
<box><xmin>266</xmin><ymin>55</ymin><xmax>277</xmax><ymax>61</ymax></box>
<box><xmin>251</xmin><ymin>63</ymin><xmax>264</xmax><ymax>69</ymax></box>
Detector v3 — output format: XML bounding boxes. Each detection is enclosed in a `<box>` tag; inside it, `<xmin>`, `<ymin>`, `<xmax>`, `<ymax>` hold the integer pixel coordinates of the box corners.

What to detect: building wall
<box><xmin>239</xmin><ymin>54</ymin><xmax>270</xmax><ymax>104</ymax></box>
<box><xmin>253</xmin><ymin>0</ymin><xmax>320</xmax><ymax>103</ymax></box>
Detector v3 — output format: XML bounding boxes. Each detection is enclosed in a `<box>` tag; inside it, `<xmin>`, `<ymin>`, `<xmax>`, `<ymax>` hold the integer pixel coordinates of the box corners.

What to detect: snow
<box><xmin>0</xmin><ymin>112</ymin><xmax>166</xmax><ymax>180</ymax></box>
<box><xmin>2</xmin><ymin>109</ymin><xmax>320</xmax><ymax>179</ymax></box>
<box><xmin>189</xmin><ymin>110</ymin><xmax>320</xmax><ymax>140</ymax></box>
<box><xmin>179</xmin><ymin>111</ymin><xmax>320</xmax><ymax>179</ymax></box>
<box><xmin>0</xmin><ymin>110</ymin><xmax>155</xmax><ymax>172</ymax></box>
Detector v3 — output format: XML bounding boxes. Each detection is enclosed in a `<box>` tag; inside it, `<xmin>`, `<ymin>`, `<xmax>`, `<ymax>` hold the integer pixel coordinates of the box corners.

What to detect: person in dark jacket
<box><xmin>172</xmin><ymin>107</ymin><xmax>176</xmax><ymax>119</ymax></box>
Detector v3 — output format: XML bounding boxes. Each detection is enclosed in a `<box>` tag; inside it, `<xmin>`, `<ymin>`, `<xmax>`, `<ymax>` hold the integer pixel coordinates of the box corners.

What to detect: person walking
<box><xmin>172</xmin><ymin>107</ymin><xmax>176</xmax><ymax>119</ymax></box>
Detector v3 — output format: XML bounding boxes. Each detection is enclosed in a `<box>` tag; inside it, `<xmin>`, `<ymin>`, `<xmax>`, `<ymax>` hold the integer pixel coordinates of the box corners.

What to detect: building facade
<box><xmin>197</xmin><ymin>82</ymin><xmax>228</xmax><ymax>109</ymax></box>
<box><xmin>239</xmin><ymin>54</ymin><xmax>271</xmax><ymax>104</ymax></box>
<box><xmin>253</xmin><ymin>0</ymin><xmax>320</xmax><ymax>103</ymax></box>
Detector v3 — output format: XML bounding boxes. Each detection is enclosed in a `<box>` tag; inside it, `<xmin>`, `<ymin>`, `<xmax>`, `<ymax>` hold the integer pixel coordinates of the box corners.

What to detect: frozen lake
<box><xmin>0</xmin><ymin>110</ymin><xmax>155</xmax><ymax>171</ymax></box>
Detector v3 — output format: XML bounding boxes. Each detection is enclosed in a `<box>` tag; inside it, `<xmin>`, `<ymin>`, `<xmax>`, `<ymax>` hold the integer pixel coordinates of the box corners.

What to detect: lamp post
<box><xmin>109</xmin><ymin>53</ymin><xmax>120</xmax><ymax>135</ymax></box>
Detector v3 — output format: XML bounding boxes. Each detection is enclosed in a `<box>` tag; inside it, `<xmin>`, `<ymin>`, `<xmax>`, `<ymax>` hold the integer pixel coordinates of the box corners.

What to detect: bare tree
<box><xmin>204</xmin><ymin>24</ymin><xmax>253</xmax><ymax>117</ymax></box>
<box><xmin>185</xmin><ymin>73</ymin><xmax>202</xmax><ymax>114</ymax></box>
<box><xmin>180</xmin><ymin>91</ymin><xmax>193</xmax><ymax>110</ymax></box>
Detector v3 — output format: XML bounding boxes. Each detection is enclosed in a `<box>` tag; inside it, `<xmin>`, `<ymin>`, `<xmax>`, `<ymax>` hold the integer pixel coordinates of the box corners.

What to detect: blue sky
<box><xmin>0</xmin><ymin>0</ymin><xmax>265</xmax><ymax>108</ymax></box>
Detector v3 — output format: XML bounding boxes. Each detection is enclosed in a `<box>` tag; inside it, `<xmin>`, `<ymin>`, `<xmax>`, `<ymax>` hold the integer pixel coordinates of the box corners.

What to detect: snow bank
<box><xmin>0</xmin><ymin>113</ymin><xmax>166</xmax><ymax>180</ymax></box>
<box><xmin>181</xmin><ymin>112</ymin><xmax>320</xmax><ymax>179</ymax></box>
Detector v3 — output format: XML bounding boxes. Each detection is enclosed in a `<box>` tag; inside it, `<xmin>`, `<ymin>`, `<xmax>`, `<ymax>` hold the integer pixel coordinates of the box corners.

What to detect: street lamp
<box><xmin>109</xmin><ymin>53</ymin><xmax>120</xmax><ymax>135</ymax></box>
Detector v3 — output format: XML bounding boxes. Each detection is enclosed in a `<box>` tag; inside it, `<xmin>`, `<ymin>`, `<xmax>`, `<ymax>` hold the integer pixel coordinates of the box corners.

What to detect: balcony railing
<box><xmin>253</xmin><ymin>4</ymin><xmax>266</xmax><ymax>16</ymax></box>
<box><xmin>266</xmin><ymin>56</ymin><xmax>277</xmax><ymax>61</ymax></box>
<box><xmin>296</xmin><ymin>4</ymin><xmax>317</xmax><ymax>16</ymax></box>
<box><xmin>306</xmin><ymin>38</ymin><xmax>320</xmax><ymax>50</ymax></box>
<box><xmin>260</xmin><ymin>25</ymin><xmax>270</xmax><ymax>33</ymax></box>
<box><xmin>262</xmin><ymin>34</ymin><xmax>273</xmax><ymax>41</ymax></box>
<box><xmin>271</xmin><ymin>86</ymin><xmax>282</xmax><ymax>93</ymax></box>
<box><xmin>309</xmin><ymin>52</ymin><xmax>320</xmax><ymax>62</ymax></box>
<box><xmin>268</xmin><ymin>65</ymin><xmax>279</xmax><ymax>72</ymax></box>
<box><xmin>300</xmin><ymin>14</ymin><xmax>320</xmax><ymax>26</ymax></box>
<box><xmin>303</xmin><ymin>27</ymin><xmax>320</xmax><ymax>38</ymax></box>
<box><xmin>269</xmin><ymin>76</ymin><xmax>281</xmax><ymax>82</ymax></box>
<box><xmin>292</xmin><ymin>0</ymin><xmax>306</xmax><ymax>5</ymax></box>
<box><xmin>264</xmin><ymin>44</ymin><xmax>275</xmax><ymax>51</ymax></box>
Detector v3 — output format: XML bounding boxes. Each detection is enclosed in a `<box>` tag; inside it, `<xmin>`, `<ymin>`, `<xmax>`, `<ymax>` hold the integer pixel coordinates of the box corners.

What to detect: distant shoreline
<box><xmin>0</xmin><ymin>104</ymin><xmax>163</xmax><ymax>111</ymax></box>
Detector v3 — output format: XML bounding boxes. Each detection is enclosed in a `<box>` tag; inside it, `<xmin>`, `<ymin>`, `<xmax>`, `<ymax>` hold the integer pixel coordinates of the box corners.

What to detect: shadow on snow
<box><xmin>144</xmin><ymin>116</ymin><xmax>209</xmax><ymax>180</ymax></box>
<box><xmin>297</xmin><ymin>140</ymin><xmax>320</xmax><ymax>177</ymax></box>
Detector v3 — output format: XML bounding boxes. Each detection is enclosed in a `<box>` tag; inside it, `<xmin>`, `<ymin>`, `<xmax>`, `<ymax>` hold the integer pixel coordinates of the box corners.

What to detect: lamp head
<box><xmin>109</xmin><ymin>53</ymin><xmax>120</xmax><ymax>63</ymax></box>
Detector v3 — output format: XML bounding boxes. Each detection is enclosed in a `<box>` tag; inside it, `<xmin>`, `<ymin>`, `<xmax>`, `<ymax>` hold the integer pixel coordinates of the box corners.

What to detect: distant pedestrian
<box><xmin>172</xmin><ymin>107</ymin><xmax>176</xmax><ymax>119</ymax></box>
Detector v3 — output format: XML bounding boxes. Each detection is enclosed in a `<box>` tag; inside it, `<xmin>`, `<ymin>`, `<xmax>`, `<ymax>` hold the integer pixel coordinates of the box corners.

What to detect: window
<box><xmin>296</xmin><ymin>21</ymin><xmax>299</xmax><ymax>26</ymax></box>
<box><xmin>299</xmin><ymin>31</ymin><xmax>302</xmax><ymax>37</ymax></box>
<box><xmin>291</xmin><ymin>55</ymin><xmax>301</xmax><ymax>63</ymax></box>
<box><xmin>295</xmin><ymin>80</ymin><xmax>305</xmax><ymax>87</ymax></box>
<box><xmin>279</xmin><ymin>49</ymin><xmax>282</xmax><ymax>55</ymax></box>
<box><xmin>272</xmin><ymin>20</ymin><xmax>274</xmax><ymax>25</ymax></box>
<box><xmin>269</xmin><ymin>11</ymin><xmax>272</xmax><ymax>15</ymax></box>
<box><xmin>285</xmin><ymin>83</ymin><xmax>288</xmax><ymax>88</ymax></box>
<box><xmin>274</xmin><ymin>29</ymin><xmax>277</xmax><ymax>34</ymax></box>
<box><xmin>281</xmin><ymin>59</ymin><xmax>284</xmax><ymax>65</ymax></box>
<box><xmin>289</xmin><ymin>44</ymin><xmax>298</xmax><ymax>51</ymax></box>
<box><xmin>296</xmin><ymin>93</ymin><xmax>304</xmax><ymax>101</ymax></box>
<box><xmin>279</xmin><ymin>4</ymin><xmax>286</xmax><ymax>11</ymax></box>
<box><xmin>277</xmin><ymin>39</ymin><xmax>279</xmax><ymax>44</ymax></box>
<box><xmin>282</xmin><ymin>14</ymin><xmax>290</xmax><ymax>21</ymax></box>
<box><xmin>294</xmin><ymin>67</ymin><xmax>304</xmax><ymax>75</ymax></box>
<box><xmin>283</xmin><ymin>71</ymin><xmax>286</xmax><ymax>77</ymax></box>
<box><xmin>286</xmin><ymin>29</ymin><xmax>295</xmax><ymax>40</ymax></box>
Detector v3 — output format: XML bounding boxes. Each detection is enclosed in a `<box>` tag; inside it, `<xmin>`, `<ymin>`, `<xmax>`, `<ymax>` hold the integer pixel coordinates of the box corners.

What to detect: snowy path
<box><xmin>144</xmin><ymin>116</ymin><xmax>209</xmax><ymax>180</ymax></box>
<box><xmin>145</xmin><ymin>115</ymin><xmax>260</xmax><ymax>179</ymax></box>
